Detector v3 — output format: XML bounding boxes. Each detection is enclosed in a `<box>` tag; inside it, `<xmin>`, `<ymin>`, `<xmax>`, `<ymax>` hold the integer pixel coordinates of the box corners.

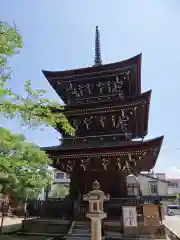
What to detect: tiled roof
<box><xmin>167</xmin><ymin>178</ymin><xmax>180</xmax><ymax>182</ymax></box>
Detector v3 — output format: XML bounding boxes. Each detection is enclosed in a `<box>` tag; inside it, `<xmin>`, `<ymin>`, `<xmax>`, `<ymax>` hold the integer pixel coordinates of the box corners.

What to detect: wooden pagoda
<box><xmin>42</xmin><ymin>26</ymin><xmax>163</xmax><ymax>199</ymax></box>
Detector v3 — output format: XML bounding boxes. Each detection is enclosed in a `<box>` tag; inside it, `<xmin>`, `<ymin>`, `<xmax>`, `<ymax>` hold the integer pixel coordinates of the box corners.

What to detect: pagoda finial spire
<box><xmin>94</xmin><ymin>26</ymin><xmax>102</xmax><ymax>66</ymax></box>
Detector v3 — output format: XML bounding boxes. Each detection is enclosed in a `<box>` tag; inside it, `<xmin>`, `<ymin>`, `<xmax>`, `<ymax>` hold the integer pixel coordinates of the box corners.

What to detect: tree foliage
<box><xmin>51</xmin><ymin>184</ymin><xmax>69</xmax><ymax>198</ymax></box>
<box><xmin>0</xmin><ymin>21</ymin><xmax>73</xmax><ymax>200</ymax></box>
<box><xmin>0</xmin><ymin>127</ymin><xmax>53</xmax><ymax>200</ymax></box>
<box><xmin>0</xmin><ymin>21</ymin><xmax>74</xmax><ymax>134</ymax></box>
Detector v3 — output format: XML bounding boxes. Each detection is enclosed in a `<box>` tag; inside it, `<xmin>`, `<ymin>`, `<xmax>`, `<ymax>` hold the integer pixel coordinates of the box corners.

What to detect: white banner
<box><xmin>122</xmin><ymin>206</ymin><xmax>137</xmax><ymax>227</ymax></box>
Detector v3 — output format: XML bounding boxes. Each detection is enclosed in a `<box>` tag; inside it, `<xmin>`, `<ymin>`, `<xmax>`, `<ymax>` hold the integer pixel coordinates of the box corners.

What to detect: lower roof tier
<box><xmin>42</xmin><ymin>136</ymin><xmax>163</xmax><ymax>174</ymax></box>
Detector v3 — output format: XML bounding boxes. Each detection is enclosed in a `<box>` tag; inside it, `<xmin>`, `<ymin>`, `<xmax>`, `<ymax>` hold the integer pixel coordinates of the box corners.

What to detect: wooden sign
<box><xmin>123</xmin><ymin>206</ymin><xmax>137</xmax><ymax>227</ymax></box>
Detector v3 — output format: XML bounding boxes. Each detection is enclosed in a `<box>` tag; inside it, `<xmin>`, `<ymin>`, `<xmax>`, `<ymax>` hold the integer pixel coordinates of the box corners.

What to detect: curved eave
<box><xmin>64</xmin><ymin>90</ymin><xmax>151</xmax><ymax>138</ymax></box>
<box><xmin>47</xmin><ymin>90</ymin><xmax>151</xmax><ymax>114</ymax></box>
<box><xmin>42</xmin><ymin>136</ymin><xmax>163</xmax><ymax>173</ymax></box>
<box><xmin>42</xmin><ymin>54</ymin><xmax>141</xmax><ymax>81</ymax></box>
<box><xmin>64</xmin><ymin>90</ymin><xmax>151</xmax><ymax>114</ymax></box>
<box><xmin>42</xmin><ymin>54</ymin><xmax>142</xmax><ymax>101</ymax></box>
<box><xmin>41</xmin><ymin>136</ymin><xmax>163</xmax><ymax>155</ymax></box>
<box><xmin>50</xmin><ymin>90</ymin><xmax>151</xmax><ymax>138</ymax></box>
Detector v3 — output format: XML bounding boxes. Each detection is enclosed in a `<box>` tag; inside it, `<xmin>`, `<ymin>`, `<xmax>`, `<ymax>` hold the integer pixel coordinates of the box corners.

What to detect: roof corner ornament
<box><xmin>94</xmin><ymin>26</ymin><xmax>102</xmax><ymax>67</ymax></box>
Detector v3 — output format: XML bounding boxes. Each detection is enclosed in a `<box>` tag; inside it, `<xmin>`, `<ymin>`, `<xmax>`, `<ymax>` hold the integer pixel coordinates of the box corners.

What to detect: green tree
<box><xmin>0</xmin><ymin>21</ymin><xmax>74</xmax><ymax>200</ymax></box>
<box><xmin>0</xmin><ymin>21</ymin><xmax>74</xmax><ymax>134</ymax></box>
<box><xmin>0</xmin><ymin>127</ymin><xmax>52</xmax><ymax>200</ymax></box>
<box><xmin>52</xmin><ymin>184</ymin><xmax>69</xmax><ymax>198</ymax></box>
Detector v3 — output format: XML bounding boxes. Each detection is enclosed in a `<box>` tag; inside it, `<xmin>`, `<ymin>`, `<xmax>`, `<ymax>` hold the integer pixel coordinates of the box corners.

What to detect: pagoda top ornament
<box><xmin>94</xmin><ymin>26</ymin><xmax>102</xmax><ymax>66</ymax></box>
<box><xmin>42</xmin><ymin>26</ymin><xmax>142</xmax><ymax>105</ymax></box>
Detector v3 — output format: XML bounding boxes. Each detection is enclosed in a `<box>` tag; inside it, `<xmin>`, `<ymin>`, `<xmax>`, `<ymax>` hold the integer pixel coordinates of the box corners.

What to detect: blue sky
<box><xmin>1</xmin><ymin>0</ymin><xmax>180</xmax><ymax>176</ymax></box>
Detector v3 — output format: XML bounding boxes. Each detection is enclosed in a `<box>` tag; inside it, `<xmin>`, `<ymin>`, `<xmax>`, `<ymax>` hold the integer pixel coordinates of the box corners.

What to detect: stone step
<box><xmin>72</xmin><ymin>233</ymin><xmax>91</xmax><ymax>236</ymax></box>
<box><xmin>68</xmin><ymin>236</ymin><xmax>105</xmax><ymax>240</ymax></box>
<box><xmin>72</xmin><ymin>230</ymin><xmax>91</xmax><ymax>235</ymax></box>
<box><xmin>74</xmin><ymin>226</ymin><xmax>90</xmax><ymax>230</ymax></box>
<box><xmin>73</xmin><ymin>226</ymin><xmax>90</xmax><ymax>230</ymax></box>
<box><xmin>67</xmin><ymin>221</ymin><xmax>92</xmax><ymax>239</ymax></box>
<box><xmin>73</xmin><ymin>228</ymin><xmax>90</xmax><ymax>231</ymax></box>
<box><xmin>68</xmin><ymin>237</ymin><xmax>91</xmax><ymax>239</ymax></box>
<box><xmin>75</xmin><ymin>224</ymin><xmax>90</xmax><ymax>227</ymax></box>
<box><xmin>74</xmin><ymin>228</ymin><xmax>90</xmax><ymax>232</ymax></box>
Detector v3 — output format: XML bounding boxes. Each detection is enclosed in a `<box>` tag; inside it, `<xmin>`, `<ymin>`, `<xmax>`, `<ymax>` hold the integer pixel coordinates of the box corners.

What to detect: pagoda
<box><xmin>42</xmin><ymin>26</ymin><xmax>163</xmax><ymax>200</ymax></box>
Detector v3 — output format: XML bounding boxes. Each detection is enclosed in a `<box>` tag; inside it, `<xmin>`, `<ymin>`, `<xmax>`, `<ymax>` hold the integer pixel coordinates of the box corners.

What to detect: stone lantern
<box><xmin>83</xmin><ymin>180</ymin><xmax>109</xmax><ymax>240</ymax></box>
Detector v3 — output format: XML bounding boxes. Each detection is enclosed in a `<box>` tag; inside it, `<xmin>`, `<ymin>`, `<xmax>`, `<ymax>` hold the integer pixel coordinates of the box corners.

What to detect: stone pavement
<box><xmin>1</xmin><ymin>236</ymin><xmax>47</xmax><ymax>239</ymax></box>
<box><xmin>0</xmin><ymin>216</ymin><xmax>23</xmax><ymax>233</ymax></box>
<box><xmin>1</xmin><ymin>216</ymin><xmax>23</xmax><ymax>226</ymax></box>
<box><xmin>0</xmin><ymin>217</ymin><xmax>49</xmax><ymax>239</ymax></box>
<box><xmin>163</xmin><ymin>215</ymin><xmax>180</xmax><ymax>238</ymax></box>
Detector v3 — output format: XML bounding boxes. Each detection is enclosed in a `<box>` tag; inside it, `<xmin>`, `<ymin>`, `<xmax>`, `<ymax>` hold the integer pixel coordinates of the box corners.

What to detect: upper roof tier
<box><xmin>42</xmin><ymin>54</ymin><xmax>141</xmax><ymax>105</ymax></box>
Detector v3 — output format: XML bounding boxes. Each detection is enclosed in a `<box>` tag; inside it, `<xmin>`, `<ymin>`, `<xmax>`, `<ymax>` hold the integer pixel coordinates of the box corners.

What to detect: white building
<box><xmin>155</xmin><ymin>173</ymin><xmax>166</xmax><ymax>181</ymax></box>
<box><xmin>38</xmin><ymin>171</ymin><xmax>169</xmax><ymax>200</ymax></box>
<box><xmin>167</xmin><ymin>179</ymin><xmax>180</xmax><ymax>195</ymax></box>
<box><xmin>38</xmin><ymin>170</ymin><xmax>70</xmax><ymax>200</ymax></box>
<box><xmin>53</xmin><ymin>170</ymin><xmax>70</xmax><ymax>184</ymax></box>
<box><xmin>127</xmin><ymin>173</ymin><xmax>169</xmax><ymax>196</ymax></box>
<box><xmin>153</xmin><ymin>172</ymin><xmax>180</xmax><ymax>196</ymax></box>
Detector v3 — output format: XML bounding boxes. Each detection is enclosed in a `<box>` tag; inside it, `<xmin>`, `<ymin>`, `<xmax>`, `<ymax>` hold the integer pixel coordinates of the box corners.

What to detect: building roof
<box><xmin>42</xmin><ymin>54</ymin><xmax>142</xmax><ymax>104</ymax></box>
<box><xmin>167</xmin><ymin>178</ymin><xmax>180</xmax><ymax>182</ymax></box>
<box><xmin>140</xmin><ymin>173</ymin><xmax>170</xmax><ymax>183</ymax></box>
<box><xmin>42</xmin><ymin>135</ymin><xmax>163</xmax><ymax>152</ymax></box>
<box><xmin>52</xmin><ymin>90</ymin><xmax>151</xmax><ymax>139</ymax></box>
<box><xmin>42</xmin><ymin>54</ymin><xmax>141</xmax><ymax>82</ymax></box>
<box><xmin>42</xmin><ymin>136</ymin><xmax>163</xmax><ymax>174</ymax></box>
<box><xmin>155</xmin><ymin>172</ymin><xmax>166</xmax><ymax>174</ymax></box>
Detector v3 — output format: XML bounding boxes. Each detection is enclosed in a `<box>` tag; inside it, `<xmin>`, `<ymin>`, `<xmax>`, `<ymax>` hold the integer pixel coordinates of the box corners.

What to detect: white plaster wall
<box><xmin>48</xmin><ymin>184</ymin><xmax>58</xmax><ymax>197</ymax></box>
<box><xmin>38</xmin><ymin>189</ymin><xmax>45</xmax><ymax>200</ymax></box>
<box><xmin>137</xmin><ymin>175</ymin><xmax>150</xmax><ymax>195</ymax></box>
<box><xmin>127</xmin><ymin>174</ymin><xmax>168</xmax><ymax>196</ymax></box>
<box><xmin>168</xmin><ymin>181</ymin><xmax>180</xmax><ymax>195</ymax></box>
<box><xmin>137</xmin><ymin>175</ymin><xmax>168</xmax><ymax>196</ymax></box>
<box><xmin>158</xmin><ymin>180</ymin><xmax>168</xmax><ymax>196</ymax></box>
<box><xmin>168</xmin><ymin>186</ymin><xmax>180</xmax><ymax>194</ymax></box>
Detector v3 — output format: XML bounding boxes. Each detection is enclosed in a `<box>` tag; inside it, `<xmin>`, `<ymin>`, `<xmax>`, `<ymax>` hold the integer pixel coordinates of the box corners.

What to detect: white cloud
<box><xmin>166</xmin><ymin>166</ymin><xmax>180</xmax><ymax>179</ymax></box>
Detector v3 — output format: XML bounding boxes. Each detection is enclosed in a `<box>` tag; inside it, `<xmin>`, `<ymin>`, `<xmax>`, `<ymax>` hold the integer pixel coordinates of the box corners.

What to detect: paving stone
<box><xmin>163</xmin><ymin>215</ymin><xmax>180</xmax><ymax>238</ymax></box>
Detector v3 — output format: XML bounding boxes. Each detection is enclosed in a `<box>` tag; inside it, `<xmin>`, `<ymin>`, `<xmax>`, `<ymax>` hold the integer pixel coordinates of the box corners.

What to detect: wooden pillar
<box><xmin>109</xmin><ymin>172</ymin><xmax>127</xmax><ymax>198</ymax></box>
<box><xmin>69</xmin><ymin>171</ymin><xmax>79</xmax><ymax>198</ymax></box>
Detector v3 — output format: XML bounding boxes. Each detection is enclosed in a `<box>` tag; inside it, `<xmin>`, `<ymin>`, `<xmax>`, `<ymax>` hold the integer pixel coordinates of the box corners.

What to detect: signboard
<box><xmin>122</xmin><ymin>206</ymin><xmax>137</xmax><ymax>227</ymax></box>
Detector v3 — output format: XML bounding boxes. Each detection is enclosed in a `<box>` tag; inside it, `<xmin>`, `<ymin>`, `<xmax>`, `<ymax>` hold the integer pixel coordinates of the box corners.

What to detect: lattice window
<box><xmin>168</xmin><ymin>182</ymin><xmax>178</xmax><ymax>188</ymax></box>
<box><xmin>149</xmin><ymin>181</ymin><xmax>158</xmax><ymax>195</ymax></box>
<box><xmin>127</xmin><ymin>184</ymin><xmax>138</xmax><ymax>196</ymax></box>
<box><xmin>55</xmin><ymin>172</ymin><xmax>64</xmax><ymax>180</ymax></box>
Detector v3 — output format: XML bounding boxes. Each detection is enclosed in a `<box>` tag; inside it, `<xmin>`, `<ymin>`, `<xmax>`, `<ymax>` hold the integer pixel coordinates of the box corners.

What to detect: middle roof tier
<box><xmin>54</xmin><ymin>90</ymin><xmax>151</xmax><ymax>141</ymax></box>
